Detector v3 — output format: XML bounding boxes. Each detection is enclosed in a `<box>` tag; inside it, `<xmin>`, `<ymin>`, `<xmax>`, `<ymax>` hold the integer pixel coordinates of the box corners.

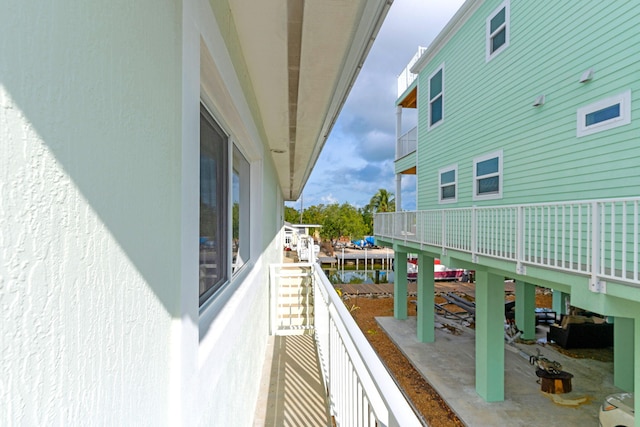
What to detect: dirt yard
<box><xmin>343</xmin><ymin>285</ymin><xmax>554</xmax><ymax>426</ymax></box>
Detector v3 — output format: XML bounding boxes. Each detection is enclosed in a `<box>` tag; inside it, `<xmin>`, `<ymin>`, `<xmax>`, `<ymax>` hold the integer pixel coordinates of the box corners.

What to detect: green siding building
<box><xmin>378</xmin><ymin>0</ymin><xmax>640</xmax><ymax>413</ymax></box>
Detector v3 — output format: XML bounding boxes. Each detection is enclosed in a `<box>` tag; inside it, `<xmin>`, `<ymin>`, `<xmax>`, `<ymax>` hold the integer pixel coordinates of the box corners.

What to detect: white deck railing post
<box><xmin>471</xmin><ymin>206</ymin><xmax>478</xmax><ymax>263</ymax></box>
<box><xmin>590</xmin><ymin>201</ymin><xmax>605</xmax><ymax>293</ymax></box>
<box><xmin>516</xmin><ymin>206</ymin><xmax>525</xmax><ymax>274</ymax></box>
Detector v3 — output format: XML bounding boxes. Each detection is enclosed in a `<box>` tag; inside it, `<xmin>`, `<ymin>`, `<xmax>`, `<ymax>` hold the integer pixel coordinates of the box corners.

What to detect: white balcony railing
<box><xmin>312</xmin><ymin>263</ymin><xmax>422</xmax><ymax>427</ymax></box>
<box><xmin>397</xmin><ymin>47</ymin><xmax>426</xmax><ymax>97</ymax></box>
<box><xmin>396</xmin><ymin>126</ymin><xmax>417</xmax><ymax>160</ymax></box>
<box><xmin>271</xmin><ymin>228</ymin><xmax>421</xmax><ymax>426</ymax></box>
<box><xmin>374</xmin><ymin>197</ymin><xmax>640</xmax><ymax>292</ymax></box>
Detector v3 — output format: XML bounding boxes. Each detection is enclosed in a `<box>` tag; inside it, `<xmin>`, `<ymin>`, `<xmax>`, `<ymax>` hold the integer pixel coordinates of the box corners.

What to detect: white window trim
<box><xmin>438</xmin><ymin>164</ymin><xmax>458</xmax><ymax>204</ymax></box>
<box><xmin>231</xmin><ymin>142</ymin><xmax>251</xmax><ymax>276</ymax></box>
<box><xmin>428</xmin><ymin>63</ymin><xmax>445</xmax><ymax>130</ymax></box>
<box><xmin>486</xmin><ymin>0</ymin><xmax>510</xmax><ymax>62</ymax></box>
<box><xmin>473</xmin><ymin>150</ymin><xmax>503</xmax><ymax>201</ymax></box>
<box><xmin>576</xmin><ymin>90</ymin><xmax>631</xmax><ymax>137</ymax></box>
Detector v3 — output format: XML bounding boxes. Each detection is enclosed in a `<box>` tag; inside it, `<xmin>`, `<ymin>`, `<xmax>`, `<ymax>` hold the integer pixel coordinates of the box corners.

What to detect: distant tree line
<box><xmin>285</xmin><ymin>189</ymin><xmax>395</xmax><ymax>242</ymax></box>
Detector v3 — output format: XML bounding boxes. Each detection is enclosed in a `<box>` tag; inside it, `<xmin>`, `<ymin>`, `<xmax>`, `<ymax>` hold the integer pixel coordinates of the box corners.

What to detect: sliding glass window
<box><xmin>232</xmin><ymin>146</ymin><xmax>250</xmax><ymax>273</ymax></box>
<box><xmin>200</xmin><ymin>105</ymin><xmax>229</xmax><ymax>305</ymax></box>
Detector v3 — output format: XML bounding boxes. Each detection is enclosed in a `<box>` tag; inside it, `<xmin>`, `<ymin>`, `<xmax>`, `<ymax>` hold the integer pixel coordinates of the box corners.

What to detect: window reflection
<box><xmin>232</xmin><ymin>146</ymin><xmax>250</xmax><ymax>273</ymax></box>
<box><xmin>200</xmin><ymin>105</ymin><xmax>228</xmax><ymax>304</ymax></box>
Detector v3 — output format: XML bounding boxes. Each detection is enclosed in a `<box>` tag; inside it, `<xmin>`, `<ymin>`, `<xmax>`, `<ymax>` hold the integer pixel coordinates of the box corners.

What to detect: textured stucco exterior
<box><xmin>1</xmin><ymin>0</ymin><xmax>283</xmax><ymax>425</ymax></box>
<box><xmin>1</xmin><ymin>1</ymin><xmax>181</xmax><ymax>424</ymax></box>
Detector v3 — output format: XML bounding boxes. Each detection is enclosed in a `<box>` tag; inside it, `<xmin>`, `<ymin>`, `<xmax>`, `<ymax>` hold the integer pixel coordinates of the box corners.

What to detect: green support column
<box><xmin>614</xmin><ymin>317</ymin><xmax>634</xmax><ymax>392</ymax></box>
<box><xmin>417</xmin><ymin>253</ymin><xmax>435</xmax><ymax>342</ymax></box>
<box><xmin>635</xmin><ymin>317</ymin><xmax>640</xmax><ymax>427</ymax></box>
<box><xmin>394</xmin><ymin>250</ymin><xmax>408</xmax><ymax>320</ymax></box>
<box><xmin>475</xmin><ymin>270</ymin><xmax>505</xmax><ymax>402</ymax></box>
<box><xmin>552</xmin><ymin>291</ymin><xmax>569</xmax><ymax>317</ymax></box>
<box><xmin>515</xmin><ymin>281</ymin><xmax>536</xmax><ymax>340</ymax></box>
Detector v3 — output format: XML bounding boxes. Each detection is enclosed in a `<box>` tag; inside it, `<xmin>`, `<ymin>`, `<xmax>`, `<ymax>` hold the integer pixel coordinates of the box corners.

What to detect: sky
<box><xmin>289</xmin><ymin>0</ymin><xmax>466</xmax><ymax>212</ymax></box>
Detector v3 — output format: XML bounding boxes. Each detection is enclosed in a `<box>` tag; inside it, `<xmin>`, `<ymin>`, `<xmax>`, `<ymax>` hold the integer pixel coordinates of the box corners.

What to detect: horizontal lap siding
<box><xmin>416</xmin><ymin>0</ymin><xmax>640</xmax><ymax>211</ymax></box>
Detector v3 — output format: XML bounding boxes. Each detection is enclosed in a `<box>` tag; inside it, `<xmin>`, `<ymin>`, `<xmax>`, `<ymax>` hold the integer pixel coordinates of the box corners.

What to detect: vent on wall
<box><xmin>579</xmin><ymin>68</ymin><xmax>594</xmax><ymax>83</ymax></box>
<box><xmin>532</xmin><ymin>95</ymin><xmax>545</xmax><ymax>107</ymax></box>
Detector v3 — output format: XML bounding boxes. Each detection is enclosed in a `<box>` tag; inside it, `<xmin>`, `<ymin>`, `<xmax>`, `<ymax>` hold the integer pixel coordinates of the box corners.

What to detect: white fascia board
<box><xmin>411</xmin><ymin>0</ymin><xmax>483</xmax><ymax>75</ymax></box>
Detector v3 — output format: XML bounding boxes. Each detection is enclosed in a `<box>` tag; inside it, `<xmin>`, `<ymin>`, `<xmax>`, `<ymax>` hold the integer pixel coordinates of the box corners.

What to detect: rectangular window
<box><xmin>473</xmin><ymin>150</ymin><xmax>503</xmax><ymax>200</ymax></box>
<box><xmin>429</xmin><ymin>64</ymin><xmax>444</xmax><ymax>129</ymax></box>
<box><xmin>577</xmin><ymin>90</ymin><xmax>631</xmax><ymax>137</ymax></box>
<box><xmin>200</xmin><ymin>105</ymin><xmax>229</xmax><ymax>305</ymax></box>
<box><xmin>439</xmin><ymin>165</ymin><xmax>457</xmax><ymax>203</ymax></box>
<box><xmin>232</xmin><ymin>145</ymin><xmax>250</xmax><ymax>273</ymax></box>
<box><xmin>486</xmin><ymin>1</ymin><xmax>510</xmax><ymax>62</ymax></box>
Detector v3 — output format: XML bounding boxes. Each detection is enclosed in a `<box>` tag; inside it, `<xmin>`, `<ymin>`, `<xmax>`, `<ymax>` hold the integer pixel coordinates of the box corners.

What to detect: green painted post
<box><xmin>515</xmin><ymin>281</ymin><xmax>536</xmax><ymax>340</ymax></box>
<box><xmin>475</xmin><ymin>270</ymin><xmax>505</xmax><ymax>402</ymax></box>
<box><xmin>552</xmin><ymin>291</ymin><xmax>569</xmax><ymax>317</ymax></box>
<box><xmin>635</xmin><ymin>317</ymin><xmax>640</xmax><ymax>427</ymax></box>
<box><xmin>394</xmin><ymin>250</ymin><xmax>408</xmax><ymax>320</ymax></box>
<box><xmin>417</xmin><ymin>253</ymin><xmax>435</xmax><ymax>342</ymax></box>
<box><xmin>613</xmin><ymin>317</ymin><xmax>635</xmax><ymax>392</ymax></box>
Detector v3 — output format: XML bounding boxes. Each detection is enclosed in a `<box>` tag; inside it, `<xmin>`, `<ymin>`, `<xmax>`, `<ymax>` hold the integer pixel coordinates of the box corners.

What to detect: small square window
<box><xmin>486</xmin><ymin>1</ymin><xmax>510</xmax><ymax>62</ymax></box>
<box><xmin>428</xmin><ymin>64</ymin><xmax>444</xmax><ymax>129</ymax></box>
<box><xmin>577</xmin><ymin>90</ymin><xmax>631</xmax><ymax>137</ymax></box>
<box><xmin>473</xmin><ymin>150</ymin><xmax>503</xmax><ymax>200</ymax></box>
<box><xmin>439</xmin><ymin>165</ymin><xmax>457</xmax><ymax>203</ymax></box>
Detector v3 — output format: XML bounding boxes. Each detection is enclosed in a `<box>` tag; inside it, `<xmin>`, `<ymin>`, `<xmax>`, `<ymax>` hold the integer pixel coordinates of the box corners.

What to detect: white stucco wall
<box><xmin>1</xmin><ymin>1</ymin><xmax>182</xmax><ymax>425</ymax></box>
<box><xmin>2</xmin><ymin>0</ymin><xmax>287</xmax><ymax>425</ymax></box>
<box><xmin>185</xmin><ymin>0</ymin><xmax>284</xmax><ymax>424</ymax></box>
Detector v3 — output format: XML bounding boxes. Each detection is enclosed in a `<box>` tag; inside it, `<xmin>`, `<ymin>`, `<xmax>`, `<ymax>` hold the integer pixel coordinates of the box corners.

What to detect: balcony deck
<box><xmin>375</xmin><ymin>198</ymin><xmax>640</xmax><ymax>291</ymax></box>
<box><xmin>254</xmin><ymin>334</ymin><xmax>331</xmax><ymax>427</ymax></box>
<box><xmin>265</xmin><ymin>251</ymin><xmax>422</xmax><ymax>426</ymax></box>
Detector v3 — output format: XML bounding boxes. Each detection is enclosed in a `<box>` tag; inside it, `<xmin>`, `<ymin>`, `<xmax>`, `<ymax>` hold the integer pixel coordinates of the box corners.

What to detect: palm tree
<box><xmin>368</xmin><ymin>189</ymin><xmax>395</xmax><ymax>213</ymax></box>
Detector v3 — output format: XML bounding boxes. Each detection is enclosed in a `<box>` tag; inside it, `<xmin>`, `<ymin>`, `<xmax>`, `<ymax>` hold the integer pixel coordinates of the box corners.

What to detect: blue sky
<box><xmin>289</xmin><ymin>0</ymin><xmax>465</xmax><ymax>212</ymax></box>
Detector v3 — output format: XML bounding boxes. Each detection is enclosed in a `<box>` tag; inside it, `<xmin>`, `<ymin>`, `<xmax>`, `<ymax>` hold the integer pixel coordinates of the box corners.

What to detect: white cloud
<box><xmin>321</xmin><ymin>193</ymin><xmax>338</xmax><ymax>204</ymax></box>
<box><xmin>296</xmin><ymin>0</ymin><xmax>466</xmax><ymax>210</ymax></box>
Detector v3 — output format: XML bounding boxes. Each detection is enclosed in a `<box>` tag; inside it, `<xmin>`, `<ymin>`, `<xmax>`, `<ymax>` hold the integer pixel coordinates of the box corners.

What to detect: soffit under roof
<box><xmin>226</xmin><ymin>0</ymin><xmax>392</xmax><ymax>200</ymax></box>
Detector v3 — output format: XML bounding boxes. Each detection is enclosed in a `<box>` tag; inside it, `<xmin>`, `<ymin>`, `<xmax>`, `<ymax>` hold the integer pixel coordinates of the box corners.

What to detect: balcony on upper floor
<box><xmin>397</xmin><ymin>47</ymin><xmax>426</xmax><ymax>99</ymax></box>
<box><xmin>396</xmin><ymin>126</ymin><xmax>417</xmax><ymax>175</ymax></box>
<box><xmin>397</xmin><ymin>126</ymin><xmax>417</xmax><ymax>160</ymax></box>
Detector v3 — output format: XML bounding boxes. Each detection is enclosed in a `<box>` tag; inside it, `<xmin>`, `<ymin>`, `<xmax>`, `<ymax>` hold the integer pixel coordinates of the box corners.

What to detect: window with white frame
<box><xmin>429</xmin><ymin>64</ymin><xmax>444</xmax><ymax>128</ymax></box>
<box><xmin>232</xmin><ymin>145</ymin><xmax>250</xmax><ymax>273</ymax></box>
<box><xmin>486</xmin><ymin>1</ymin><xmax>510</xmax><ymax>61</ymax></box>
<box><xmin>439</xmin><ymin>165</ymin><xmax>457</xmax><ymax>203</ymax></box>
<box><xmin>577</xmin><ymin>90</ymin><xmax>631</xmax><ymax>137</ymax></box>
<box><xmin>473</xmin><ymin>150</ymin><xmax>503</xmax><ymax>200</ymax></box>
<box><xmin>200</xmin><ymin>104</ymin><xmax>229</xmax><ymax>305</ymax></box>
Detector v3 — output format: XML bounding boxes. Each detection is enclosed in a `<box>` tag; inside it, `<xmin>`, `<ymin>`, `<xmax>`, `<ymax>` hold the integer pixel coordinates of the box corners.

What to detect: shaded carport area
<box><xmin>377</xmin><ymin>313</ymin><xmax>617</xmax><ymax>426</ymax></box>
<box><xmin>385</xmin><ymin>241</ymin><xmax>638</xmax><ymax>425</ymax></box>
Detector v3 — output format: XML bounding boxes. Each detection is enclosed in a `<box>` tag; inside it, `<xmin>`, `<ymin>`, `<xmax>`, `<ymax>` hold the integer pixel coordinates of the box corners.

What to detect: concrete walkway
<box><xmin>377</xmin><ymin>315</ymin><xmax>620</xmax><ymax>426</ymax></box>
<box><xmin>254</xmin><ymin>335</ymin><xmax>331</xmax><ymax>427</ymax></box>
